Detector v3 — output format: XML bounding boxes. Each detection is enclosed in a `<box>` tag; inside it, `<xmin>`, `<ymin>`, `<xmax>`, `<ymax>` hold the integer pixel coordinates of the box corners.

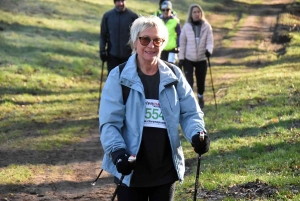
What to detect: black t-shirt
<box><xmin>130</xmin><ymin>67</ymin><xmax>178</xmax><ymax>187</ymax></box>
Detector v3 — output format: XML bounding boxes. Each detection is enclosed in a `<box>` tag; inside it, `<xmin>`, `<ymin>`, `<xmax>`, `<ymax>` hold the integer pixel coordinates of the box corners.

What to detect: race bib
<box><xmin>144</xmin><ymin>99</ymin><xmax>166</xmax><ymax>129</ymax></box>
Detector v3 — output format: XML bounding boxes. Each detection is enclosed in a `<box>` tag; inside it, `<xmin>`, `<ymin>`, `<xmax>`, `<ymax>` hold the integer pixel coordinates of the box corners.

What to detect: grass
<box><xmin>0</xmin><ymin>0</ymin><xmax>300</xmax><ymax>200</ymax></box>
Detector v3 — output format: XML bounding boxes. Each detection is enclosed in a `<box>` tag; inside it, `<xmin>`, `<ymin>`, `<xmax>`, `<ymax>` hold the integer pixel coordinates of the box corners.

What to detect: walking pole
<box><xmin>111</xmin><ymin>175</ymin><xmax>125</xmax><ymax>201</ymax></box>
<box><xmin>193</xmin><ymin>132</ymin><xmax>204</xmax><ymax>201</ymax></box>
<box><xmin>207</xmin><ymin>57</ymin><xmax>217</xmax><ymax>110</ymax></box>
<box><xmin>97</xmin><ymin>61</ymin><xmax>105</xmax><ymax>113</ymax></box>
<box><xmin>91</xmin><ymin>169</ymin><xmax>104</xmax><ymax>186</ymax></box>
<box><xmin>193</xmin><ymin>155</ymin><xmax>202</xmax><ymax>201</ymax></box>
<box><xmin>100</xmin><ymin>61</ymin><xmax>104</xmax><ymax>93</ymax></box>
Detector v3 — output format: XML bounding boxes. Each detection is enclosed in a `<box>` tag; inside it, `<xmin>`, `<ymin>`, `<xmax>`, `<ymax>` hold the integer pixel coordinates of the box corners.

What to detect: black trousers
<box><xmin>183</xmin><ymin>59</ymin><xmax>207</xmax><ymax>95</ymax></box>
<box><xmin>160</xmin><ymin>50</ymin><xmax>170</xmax><ymax>62</ymax></box>
<box><xmin>107</xmin><ymin>54</ymin><xmax>130</xmax><ymax>74</ymax></box>
<box><xmin>117</xmin><ymin>182</ymin><xmax>176</xmax><ymax>201</ymax></box>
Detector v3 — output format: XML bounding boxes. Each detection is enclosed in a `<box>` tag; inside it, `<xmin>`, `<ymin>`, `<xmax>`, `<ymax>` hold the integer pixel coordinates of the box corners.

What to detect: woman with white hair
<box><xmin>99</xmin><ymin>15</ymin><xmax>210</xmax><ymax>201</ymax></box>
<box><xmin>179</xmin><ymin>4</ymin><xmax>214</xmax><ymax>108</ymax></box>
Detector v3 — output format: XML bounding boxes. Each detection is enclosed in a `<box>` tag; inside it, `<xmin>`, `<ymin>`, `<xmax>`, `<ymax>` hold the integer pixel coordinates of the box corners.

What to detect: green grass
<box><xmin>0</xmin><ymin>164</ymin><xmax>33</xmax><ymax>184</ymax></box>
<box><xmin>178</xmin><ymin>1</ymin><xmax>300</xmax><ymax>200</ymax></box>
<box><xmin>0</xmin><ymin>0</ymin><xmax>300</xmax><ymax>200</ymax></box>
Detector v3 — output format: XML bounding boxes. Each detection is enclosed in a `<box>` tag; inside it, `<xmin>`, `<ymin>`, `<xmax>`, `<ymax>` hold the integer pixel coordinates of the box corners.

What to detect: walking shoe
<box><xmin>198</xmin><ymin>97</ymin><xmax>204</xmax><ymax>108</ymax></box>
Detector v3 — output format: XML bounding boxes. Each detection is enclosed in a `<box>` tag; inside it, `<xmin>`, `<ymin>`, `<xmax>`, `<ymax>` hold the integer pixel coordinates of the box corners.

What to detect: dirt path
<box><xmin>0</xmin><ymin>0</ymin><xmax>294</xmax><ymax>200</ymax></box>
<box><xmin>1</xmin><ymin>129</ymin><xmax>115</xmax><ymax>201</ymax></box>
<box><xmin>206</xmin><ymin>0</ymin><xmax>293</xmax><ymax>103</ymax></box>
<box><xmin>212</xmin><ymin>0</ymin><xmax>293</xmax><ymax>65</ymax></box>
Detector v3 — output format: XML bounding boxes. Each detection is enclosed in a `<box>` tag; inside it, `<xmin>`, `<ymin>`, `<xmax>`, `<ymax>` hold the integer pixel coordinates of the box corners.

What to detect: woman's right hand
<box><xmin>205</xmin><ymin>50</ymin><xmax>211</xmax><ymax>58</ymax></box>
<box><xmin>116</xmin><ymin>153</ymin><xmax>136</xmax><ymax>175</ymax></box>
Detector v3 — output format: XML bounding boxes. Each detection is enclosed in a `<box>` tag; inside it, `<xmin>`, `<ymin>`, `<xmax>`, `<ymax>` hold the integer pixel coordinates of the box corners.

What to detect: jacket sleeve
<box><xmin>100</xmin><ymin>14</ymin><xmax>108</xmax><ymax>53</ymax></box>
<box><xmin>179</xmin><ymin>25</ymin><xmax>187</xmax><ymax>60</ymax></box>
<box><xmin>99</xmin><ymin>68</ymin><xmax>127</xmax><ymax>155</ymax></box>
<box><xmin>205</xmin><ymin>23</ymin><xmax>214</xmax><ymax>54</ymax></box>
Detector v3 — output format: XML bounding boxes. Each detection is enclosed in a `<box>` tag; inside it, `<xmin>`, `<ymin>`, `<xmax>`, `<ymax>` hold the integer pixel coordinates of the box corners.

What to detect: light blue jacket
<box><xmin>99</xmin><ymin>53</ymin><xmax>206</xmax><ymax>186</ymax></box>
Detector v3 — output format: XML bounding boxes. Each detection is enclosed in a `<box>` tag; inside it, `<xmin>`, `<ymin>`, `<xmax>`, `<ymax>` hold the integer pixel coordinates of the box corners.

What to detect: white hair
<box><xmin>128</xmin><ymin>15</ymin><xmax>169</xmax><ymax>53</ymax></box>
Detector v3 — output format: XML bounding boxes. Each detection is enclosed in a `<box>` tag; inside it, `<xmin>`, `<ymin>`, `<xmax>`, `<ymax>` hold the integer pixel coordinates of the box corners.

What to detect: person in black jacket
<box><xmin>100</xmin><ymin>0</ymin><xmax>138</xmax><ymax>73</ymax></box>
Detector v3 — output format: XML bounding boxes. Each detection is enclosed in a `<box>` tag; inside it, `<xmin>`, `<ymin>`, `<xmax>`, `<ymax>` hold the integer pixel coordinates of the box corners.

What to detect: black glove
<box><xmin>178</xmin><ymin>59</ymin><xmax>184</xmax><ymax>69</ymax></box>
<box><xmin>191</xmin><ymin>133</ymin><xmax>210</xmax><ymax>155</ymax></box>
<box><xmin>112</xmin><ymin>150</ymin><xmax>135</xmax><ymax>175</ymax></box>
<box><xmin>100</xmin><ymin>51</ymin><xmax>108</xmax><ymax>62</ymax></box>
<box><xmin>205</xmin><ymin>50</ymin><xmax>211</xmax><ymax>58</ymax></box>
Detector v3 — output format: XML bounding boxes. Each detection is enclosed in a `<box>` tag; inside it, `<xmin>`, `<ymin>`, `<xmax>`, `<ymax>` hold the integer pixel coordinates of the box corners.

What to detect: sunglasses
<box><xmin>138</xmin><ymin>36</ymin><xmax>165</xmax><ymax>47</ymax></box>
<box><xmin>161</xmin><ymin>9</ymin><xmax>170</xmax><ymax>12</ymax></box>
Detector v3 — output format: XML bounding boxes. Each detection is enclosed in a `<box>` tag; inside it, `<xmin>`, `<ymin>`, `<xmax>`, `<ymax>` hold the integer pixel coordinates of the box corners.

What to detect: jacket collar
<box><xmin>120</xmin><ymin>53</ymin><xmax>178</xmax><ymax>89</ymax></box>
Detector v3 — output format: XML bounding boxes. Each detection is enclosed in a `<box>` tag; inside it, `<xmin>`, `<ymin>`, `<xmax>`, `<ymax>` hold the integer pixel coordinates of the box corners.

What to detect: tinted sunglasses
<box><xmin>161</xmin><ymin>9</ymin><xmax>170</xmax><ymax>12</ymax></box>
<box><xmin>138</xmin><ymin>36</ymin><xmax>165</xmax><ymax>47</ymax></box>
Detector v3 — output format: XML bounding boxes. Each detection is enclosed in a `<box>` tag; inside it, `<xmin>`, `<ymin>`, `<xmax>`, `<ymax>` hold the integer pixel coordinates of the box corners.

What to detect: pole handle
<box><xmin>111</xmin><ymin>155</ymin><xmax>136</xmax><ymax>201</ymax></box>
<box><xmin>199</xmin><ymin>131</ymin><xmax>205</xmax><ymax>141</ymax></box>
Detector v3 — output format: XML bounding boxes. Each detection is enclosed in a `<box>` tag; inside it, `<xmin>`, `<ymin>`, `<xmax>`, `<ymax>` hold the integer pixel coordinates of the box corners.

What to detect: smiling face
<box><xmin>135</xmin><ymin>27</ymin><xmax>164</xmax><ymax>65</ymax></box>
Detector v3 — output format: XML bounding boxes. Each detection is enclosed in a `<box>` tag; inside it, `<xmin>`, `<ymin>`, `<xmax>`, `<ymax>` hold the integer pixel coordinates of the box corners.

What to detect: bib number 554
<box><xmin>145</xmin><ymin>108</ymin><xmax>164</xmax><ymax>120</ymax></box>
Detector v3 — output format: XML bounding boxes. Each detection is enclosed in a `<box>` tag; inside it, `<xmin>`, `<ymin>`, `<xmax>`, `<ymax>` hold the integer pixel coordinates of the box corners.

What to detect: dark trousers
<box><xmin>117</xmin><ymin>182</ymin><xmax>176</xmax><ymax>201</ymax></box>
<box><xmin>183</xmin><ymin>59</ymin><xmax>207</xmax><ymax>95</ymax></box>
<box><xmin>107</xmin><ymin>54</ymin><xmax>130</xmax><ymax>74</ymax></box>
<box><xmin>160</xmin><ymin>51</ymin><xmax>170</xmax><ymax>62</ymax></box>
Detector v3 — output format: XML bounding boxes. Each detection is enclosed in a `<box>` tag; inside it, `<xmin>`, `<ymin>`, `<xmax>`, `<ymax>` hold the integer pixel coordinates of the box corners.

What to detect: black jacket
<box><xmin>100</xmin><ymin>8</ymin><xmax>138</xmax><ymax>59</ymax></box>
